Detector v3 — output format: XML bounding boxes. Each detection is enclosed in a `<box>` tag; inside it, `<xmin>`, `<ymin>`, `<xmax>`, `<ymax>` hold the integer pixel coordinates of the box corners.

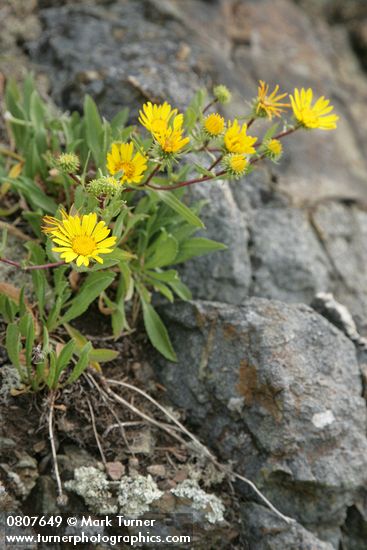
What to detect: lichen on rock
<box><xmin>65</xmin><ymin>466</ymin><xmax>117</xmax><ymax>514</ymax></box>
<box><xmin>117</xmin><ymin>474</ymin><xmax>163</xmax><ymax>517</ymax></box>
<box><xmin>172</xmin><ymin>479</ymin><xmax>225</xmax><ymax>524</ymax></box>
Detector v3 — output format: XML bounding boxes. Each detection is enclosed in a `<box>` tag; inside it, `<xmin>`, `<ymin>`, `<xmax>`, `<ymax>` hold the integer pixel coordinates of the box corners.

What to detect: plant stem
<box><xmin>0</xmin><ymin>258</ymin><xmax>65</xmax><ymax>270</ymax></box>
<box><xmin>144</xmin><ymin>164</ymin><xmax>161</xmax><ymax>186</ymax></box>
<box><xmin>145</xmin><ymin>169</ymin><xmax>226</xmax><ymax>191</ymax></box>
<box><xmin>247</xmin><ymin>117</ymin><xmax>255</xmax><ymax>129</ymax></box>
<box><xmin>208</xmin><ymin>154</ymin><xmax>223</xmax><ymax>171</ymax></box>
<box><xmin>202</xmin><ymin>98</ymin><xmax>218</xmax><ymax>114</ymax></box>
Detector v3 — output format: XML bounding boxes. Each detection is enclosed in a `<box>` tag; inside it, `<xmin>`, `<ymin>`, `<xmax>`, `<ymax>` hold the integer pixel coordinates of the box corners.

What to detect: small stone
<box><xmin>33</xmin><ymin>441</ymin><xmax>46</xmax><ymax>454</ymax></box>
<box><xmin>147</xmin><ymin>464</ymin><xmax>166</xmax><ymax>477</ymax></box>
<box><xmin>129</xmin><ymin>429</ymin><xmax>154</xmax><ymax>455</ymax></box>
<box><xmin>106</xmin><ymin>461</ymin><xmax>125</xmax><ymax>481</ymax></box>
<box><xmin>174</xmin><ymin>468</ymin><xmax>188</xmax><ymax>483</ymax></box>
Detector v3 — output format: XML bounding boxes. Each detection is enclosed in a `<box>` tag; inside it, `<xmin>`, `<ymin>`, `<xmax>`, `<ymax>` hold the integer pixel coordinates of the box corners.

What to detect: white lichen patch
<box><xmin>0</xmin><ymin>366</ymin><xmax>23</xmax><ymax>401</ymax></box>
<box><xmin>65</xmin><ymin>466</ymin><xmax>117</xmax><ymax>514</ymax></box>
<box><xmin>117</xmin><ymin>475</ymin><xmax>163</xmax><ymax>517</ymax></box>
<box><xmin>312</xmin><ymin>410</ymin><xmax>335</xmax><ymax>429</ymax></box>
<box><xmin>171</xmin><ymin>479</ymin><xmax>225</xmax><ymax>524</ymax></box>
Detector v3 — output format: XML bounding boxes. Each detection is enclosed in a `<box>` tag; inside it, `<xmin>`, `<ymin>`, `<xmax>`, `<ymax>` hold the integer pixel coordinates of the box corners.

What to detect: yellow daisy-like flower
<box><xmin>223</xmin><ymin>153</ymin><xmax>248</xmax><ymax>179</ymax></box>
<box><xmin>266</xmin><ymin>139</ymin><xmax>282</xmax><ymax>157</ymax></box>
<box><xmin>290</xmin><ymin>88</ymin><xmax>339</xmax><ymax>130</ymax></box>
<box><xmin>154</xmin><ymin>114</ymin><xmax>190</xmax><ymax>154</ymax></box>
<box><xmin>224</xmin><ymin>119</ymin><xmax>257</xmax><ymax>154</ymax></box>
<box><xmin>138</xmin><ymin>101</ymin><xmax>177</xmax><ymax>135</ymax></box>
<box><xmin>42</xmin><ymin>210</ymin><xmax>117</xmax><ymax>267</ymax></box>
<box><xmin>255</xmin><ymin>81</ymin><xmax>290</xmax><ymax>119</ymax></box>
<box><xmin>204</xmin><ymin>113</ymin><xmax>225</xmax><ymax>137</ymax></box>
<box><xmin>106</xmin><ymin>142</ymin><xmax>148</xmax><ymax>184</ymax></box>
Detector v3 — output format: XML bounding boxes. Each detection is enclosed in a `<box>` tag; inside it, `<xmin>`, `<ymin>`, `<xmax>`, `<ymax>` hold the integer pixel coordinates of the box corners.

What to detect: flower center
<box><xmin>72</xmin><ymin>235</ymin><xmax>96</xmax><ymax>256</ymax></box>
<box><xmin>121</xmin><ymin>161</ymin><xmax>135</xmax><ymax>180</ymax></box>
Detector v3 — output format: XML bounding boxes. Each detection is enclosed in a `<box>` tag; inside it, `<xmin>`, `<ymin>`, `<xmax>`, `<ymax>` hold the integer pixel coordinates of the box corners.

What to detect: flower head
<box><xmin>290</xmin><ymin>88</ymin><xmax>339</xmax><ymax>130</ymax></box>
<box><xmin>224</xmin><ymin>119</ymin><xmax>257</xmax><ymax>154</ymax></box>
<box><xmin>213</xmin><ymin>85</ymin><xmax>232</xmax><ymax>104</ymax></box>
<box><xmin>255</xmin><ymin>81</ymin><xmax>290</xmax><ymax>119</ymax></box>
<box><xmin>264</xmin><ymin>139</ymin><xmax>283</xmax><ymax>161</ymax></box>
<box><xmin>43</xmin><ymin>210</ymin><xmax>117</xmax><ymax>267</ymax></box>
<box><xmin>88</xmin><ymin>176</ymin><xmax>121</xmax><ymax>198</ymax></box>
<box><xmin>107</xmin><ymin>142</ymin><xmax>148</xmax><ymax>185</ymax></box>
<box><xmin>223</xmin><ymin>153</ymin><xmax>248</xmax><ymax>178</ymax></box>
<box><xmin>139</xmin><ymin>101</ymin><xmax>177</xmax><ymax>135</ymax></box>
<box><xmin>204</xmin><ymin>113</ymin><xmax>225</xmax><ymax>137</ymax></box>
<box><xmin>154</xmin><ymin>114</ymin><xmax>190</xmax><ymax>155</ymax></box>
<box><xmin>56</xmin><ymin>152</ymin><xmax>80</xmax><ymax>174</ymax></box>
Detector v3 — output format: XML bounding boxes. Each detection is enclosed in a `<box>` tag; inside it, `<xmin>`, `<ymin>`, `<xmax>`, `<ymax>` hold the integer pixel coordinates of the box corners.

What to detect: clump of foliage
<box><xmin>0</xmin><ymin>75</ymin><xmax>338</xmax><ymax>391</ymax></box>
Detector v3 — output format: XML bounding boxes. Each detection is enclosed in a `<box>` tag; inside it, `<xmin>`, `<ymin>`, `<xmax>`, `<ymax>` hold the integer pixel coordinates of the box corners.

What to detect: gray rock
<box><xmin>311</xmin><ymin>202</ymin><xmax>367</xmax><ymax>335</ymax></box>
<box><xmin>180</xmin><ymin>181</ymin><xmax>252</xmax><ymax>303</ymax></box>
<box><xmin>249</xmin><ymin>208</ymin><xmax>332</xmax><ymax>303</ymax></box>
<box><xmin>241</xmin><ymin>503</ymin><xmax>334</xmax><ymax>550</ymax></box>
<box><xmin>154</xmin><ymin>298</ymin><xmax>367</xmax><ymax>537</ymax></box>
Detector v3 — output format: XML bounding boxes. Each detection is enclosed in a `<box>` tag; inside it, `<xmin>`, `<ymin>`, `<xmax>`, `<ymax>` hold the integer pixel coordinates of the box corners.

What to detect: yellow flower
<box><xmin>138</xmin><ymin>101</ymin><xmax>177</xmax><ymax>134</ymax></box>
<box><xmin>107</xmin><ymin>142</ymin><xmax>148</xmax><ymax>184</ymax></box>
<box><xmin>223</xmin><ymin>153</ymin><xmax>248</xmax><ymax>179</ymax></box>
<box><xmin>42</xmin><ymin>210</ymin><xmax>117</xmax><ymax>267</ymax></box>
<box><xmin>290</xmin><ymin>88</ymin><xmax>339</xmax><ymax>130</ymax></box>
<box><xmin>255</xmin><ymin>81</ymin><xmax>290</xmax><ymax>119</ymax></box>
<box><xmin>154</xmin><ymin>114</ymin><xmax>190</xmax><ymax>154</ymax></box>
<box><xmin>224</xmin><ymin>119</ymin><xmax>257</xmax><ymax>154</ymax></box>
<box><xmin>204</xmin><ymin>113</ymin><xmax>225</xmax><ymax>137</ymax></box>
<box><xmin>266</xmin><ymin>139</ymin><xmax>282</xmax><ymax>157</ymax></box>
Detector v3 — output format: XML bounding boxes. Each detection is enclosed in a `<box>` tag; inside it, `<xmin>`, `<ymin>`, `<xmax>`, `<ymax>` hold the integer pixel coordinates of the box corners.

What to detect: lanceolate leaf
<box><xmin>175</xmin><ymin>237</ymin><xmax>227</xmax><ymax>264</ymax></box>
<box><xmin>141</xmin><ymin>300</ymin><xmax>177</xmax><ymax>362</ymax></box>
<box><xmin>154</xmin><ymin>191</ymin><xmax>205</xmax><ymax>229</ymax></box>
<box><xmin>61</xmin><ymin>272</ymin><xmax>116</xmax><ymax>323</ymax></box>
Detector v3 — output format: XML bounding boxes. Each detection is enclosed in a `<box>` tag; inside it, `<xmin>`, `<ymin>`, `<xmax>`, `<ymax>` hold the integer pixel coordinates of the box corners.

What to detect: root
<box><xmin>86</xmin><ymin>396</ymin><xmax>107</xmax><ymax>468</ymax></box>
<box><xmin>48</xmin><ymin>391</ymin><xmax>67</xmax><ymax>506</ymax></box>
<box><xmin>88</xmin><ymin>371</ymin><xmax>295</xmax><ymax>525</ymax></box>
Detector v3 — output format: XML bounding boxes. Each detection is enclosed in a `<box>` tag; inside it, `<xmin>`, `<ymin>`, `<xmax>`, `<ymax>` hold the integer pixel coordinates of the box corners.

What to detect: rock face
<box><xmin>154</xmin><ymin>298</ymin><xmax>367</xmax><ymax>545</ymax></box>
<box><xmin>29</xmin><ymin>0</ymin><xmax>367</xmax><ymax>334</ymax></box>
<box><xmin>12</xmin><ymin>0</ymin><xmax>367</xmax><ymax>547</ymax></box>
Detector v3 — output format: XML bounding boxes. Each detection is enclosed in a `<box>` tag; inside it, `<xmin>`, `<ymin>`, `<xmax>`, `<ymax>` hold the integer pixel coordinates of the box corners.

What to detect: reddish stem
<box><xmin>202</xmin><ymin>98</ymin><xmax>218</xmax><ymax>114</ymax></box>
<box><xmin>208</xmin><ymin>154</ymin><xmax>223</xmax><ymax>171</ymax></box>
<box><xmin>0</xmin><ymin>258</ymin><xmax>66</xmax><ymax>271</ymax></box>
<box><xmin>145</xmin><ymin>170</ymin><xmax>226</xmax><ymax>191</ymax></box>
<box><xmin>247</xmin><ymin>118</ymin><xmax>255</xmax><ymax>129</ymax></box>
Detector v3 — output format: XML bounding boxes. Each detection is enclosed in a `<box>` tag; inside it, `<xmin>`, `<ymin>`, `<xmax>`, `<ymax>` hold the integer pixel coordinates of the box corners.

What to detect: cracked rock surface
<box><xmin>5</xmin><ymin>0</ymin><xmax>367</xmax><ymax>547</ymax></box>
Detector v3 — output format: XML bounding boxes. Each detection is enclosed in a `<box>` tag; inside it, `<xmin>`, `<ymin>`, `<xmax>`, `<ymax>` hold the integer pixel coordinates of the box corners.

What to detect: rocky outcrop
<box><xmin>5</xmin><ymin>0</ymin><xmax>367</xmax><ymax>547</ymax></box>
<box><xmin>154</xmin><ymin>298</ymin><xmax>367</xmax><ymax>546</ymax></box>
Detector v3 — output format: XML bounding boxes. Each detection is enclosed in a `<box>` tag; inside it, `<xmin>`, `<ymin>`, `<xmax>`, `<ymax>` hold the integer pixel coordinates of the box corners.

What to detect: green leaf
<box><xmin>84</xmin><ymin>95</ymin><xmax>103</xmax><ymax>165</ymax></box>
<box><xmin>169</xmin><ymin>278</ymin><xmax>192</xmax><ymax>301</ymax></box>
<box><xmin>141</xmin><ymin>300</ymin><xmax>177</xmax><ymax>362</ymax></box>
<box><xmin>261</xmin><ymin>122</ymin><xmax>280</xmax><ymax>145</ymax></box>
<box><xmin>89</xmin><ymin>348</ymin><xmax>119</xmax><ymax>363</ymax></box>
<box><xmin>145</xmin><ymin>232</ymin><xmax>178</xmax><ymax>269</ymax></box>
<box><xmin>6</xmin><ymin>323</ymin><xmax>21</xmax><ymax>369</ymax></box>
<box><xmin>111</xmin><ymin>107</ymin><xmax>129</xmax><ymax>136</ymax></box>
<box><xmin>194</xmin><ymin>163</ymin><xmax>216</xmax><ymax>177</ymax></box>
<box><xmin>154</xmin><ymin>191</ymin><xmax>204</xmax><ymax>228</ymax></box>
<box><xmin>61</xmin><ymin>271</ymin><xmax>116</xmax><ymax>323</ymax></box>
<box><xmin>65</xmin><ymin>342</ymin><xmax>92</xmax><ymax>385</ymax></box>
<box><xmin>145</xmin><ymin>269</ymin><xmax>179</xmax><ymax>283</ymax></box>
<box><xmin>46</xmin><ymin>351</ymin><xmax>57</xmax><ymax>389</ymax></box>
<box><xmin>4</xmin><ymin>176</ymin><xmax>57</xmax><ymax>214</ymax></box>
<box><xmin>55</xmin><ymin>339</ymin><xmax>76</xmax><ymax>382</ymax></box>
<box><xmin>175</xmin><ymin>237</ymin><xmax>227</xmax><ymax>263</ymax></box>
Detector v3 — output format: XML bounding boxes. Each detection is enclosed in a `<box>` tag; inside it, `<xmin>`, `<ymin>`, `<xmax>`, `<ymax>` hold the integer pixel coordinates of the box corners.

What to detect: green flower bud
<box><xmin>213</xmin><ymin>85</ymin><xmax>232</xmax><ymax>105</ymax></box>
<box><xmin>87</xmin><ymin>176</ymin><xmax>121</xmax><ymax>198</ymax></box>
<box><xmin>56</xmin><ymin>153</ymin><xmax>80</xmax><ymax>174</ymax></box>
